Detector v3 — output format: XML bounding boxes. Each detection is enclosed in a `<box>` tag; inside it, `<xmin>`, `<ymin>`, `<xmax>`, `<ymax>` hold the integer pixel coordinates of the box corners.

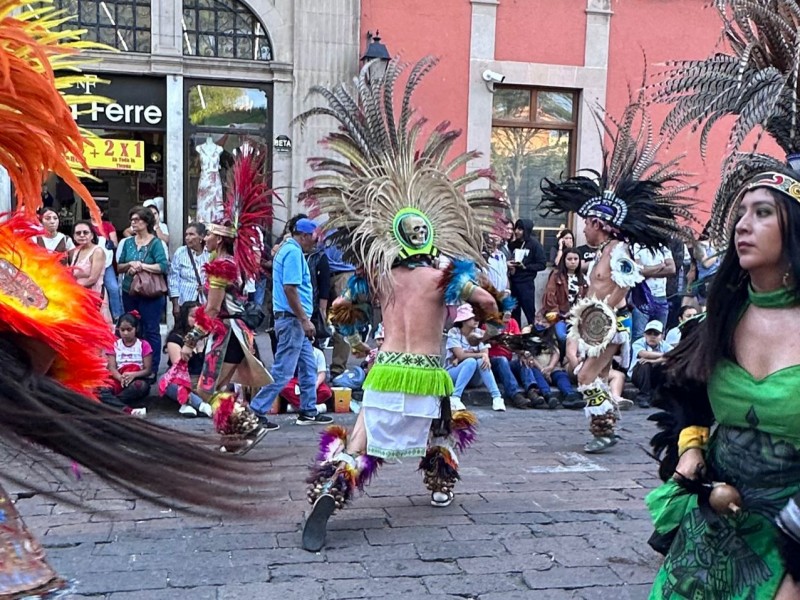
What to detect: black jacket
<box><xmin>508</xmin><ymin>219</ymin><xmax>546</xmax><ymax>286</ymax></box>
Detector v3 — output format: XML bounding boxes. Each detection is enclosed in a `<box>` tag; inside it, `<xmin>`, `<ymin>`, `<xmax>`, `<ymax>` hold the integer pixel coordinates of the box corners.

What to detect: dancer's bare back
<box><xmin>379</xmin><ymin>266</ymin><xmax>447</xmax><ymax>356</ymax></box>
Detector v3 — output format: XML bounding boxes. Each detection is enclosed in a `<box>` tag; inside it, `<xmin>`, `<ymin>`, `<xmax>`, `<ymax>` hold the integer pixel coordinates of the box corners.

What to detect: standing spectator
<box><xmin>483</xmin><ymin>233</ymin><xmax>509</xmax><ymax>293</ymax></box>
<box><xmin>627</xmin><ymin>320</ymin><xmax>672</xmax><ymax>408</ymax></box>
<box><xmin>575</xmin><ymin>238</ymin><xmax>599</xmax><ymax>274</ymax></box>
<box><xmin>507</xmin><ymin>218</ymin><xmax>546</xmax><ymax>326</ymax></box>
<box><xmin>250</xmin><ymin>218</ymin><xmax>334</xmax><ymax>425</ymax></box>
<box><xmin>324</xmin><ymin>236</ymin><xmax>356</xmax><ymax>378</ymax></box>
<box><xmin>692</xmin><ymin>231</ymin><xmax>720</xmax><ymax>307</ymax></box>
<box><xmin>117</xmin><ymin>206</ymin><xmax>169</xmax><ymax>379</ymax></box>
<box><xmin>307</xmin><ymin>237</ymin><xmax>332</xmax><ymax>343</ymax></box>
<box><xmin>445</xmin><ymin>304</ymin><xmax>506</xmax><ymax>412</ymax></box>
<box><xmin>631</xmin><ymin>243</ymin><xmax>675</xmax><ymax>341</ymax></box>
<box><xmin>70</xmin><ymin>221</ymin><xmax>111</xmax><ymax>325</ymax></box>
<box><xmin>664</xmin><ymin>305</ymin><xmax>698</xmax><ymax>346</ymax></box>
<box><xmin>34</xmin><ymin>208</ymin><xmax>74</xmax><ymax>260</ymax></box>
<box><xmin>99</xmin><ymin>312</ymin><xmax>151</xmax><ymax>418</ymax></box>
<box><xmin>665</xmin><ymin>236</ymin><xmax>691</xmax><ymax>329</ymax></box>
<box><xmin>540</xmin><ymin>249</ymin><xmax>588</xmax><ymax>344</ymax></box>
<box><xmin>94</xmin><ymin>209</ymin><xmax>123</xmax><ymax>320</ymax></box>
<box><xmin>549</xmin><ymin>229</ymin><xmax>575</xmax><ymax>266</ymax></box>
<box><xmin>168</xmin><ymin>223</ymin><xmax>209</xmax><ymax>320</ymax></box>
<box><xmin>499</xmin><ymin>218</ymin><xmax>514</xmax><ymax>259</ymax></box>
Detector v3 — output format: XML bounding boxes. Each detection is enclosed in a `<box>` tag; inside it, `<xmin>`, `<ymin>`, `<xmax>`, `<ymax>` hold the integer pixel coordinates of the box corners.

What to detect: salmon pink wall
<box><xmin>495</xmin><ymin>0</ymin><xmax>586</xmax><ymax>66</ymax></box>
<box><xmin>605</xmin><ymin>0</ymin><xmax>766</xmax><ymax>224</ymax></box>
<box><xmin>361</xmin><ymin>0</ymin><xmax>473</xmax><ymax>158</ymax></box>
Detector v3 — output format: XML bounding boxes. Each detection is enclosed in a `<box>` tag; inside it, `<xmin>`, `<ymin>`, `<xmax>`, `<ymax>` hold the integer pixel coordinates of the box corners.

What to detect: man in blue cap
<box><xmin>250</xmin><ymin>217</ymin><xmax>334</xmax><ymax>425</ymax></box>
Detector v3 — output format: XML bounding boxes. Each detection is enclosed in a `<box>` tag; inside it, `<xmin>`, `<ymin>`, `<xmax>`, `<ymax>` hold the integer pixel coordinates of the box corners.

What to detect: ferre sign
<box><xmin>66</xmin><ymin>74</ymin><xmax>167</xmax><ymax>130</ymax></box>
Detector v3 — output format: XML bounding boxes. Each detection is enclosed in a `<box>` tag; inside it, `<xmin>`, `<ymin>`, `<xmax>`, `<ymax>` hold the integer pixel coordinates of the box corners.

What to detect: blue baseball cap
<box><xmin>293</xmin><ymin>218</ymin><xmax>317</xmax><ymax>234</ymax></box>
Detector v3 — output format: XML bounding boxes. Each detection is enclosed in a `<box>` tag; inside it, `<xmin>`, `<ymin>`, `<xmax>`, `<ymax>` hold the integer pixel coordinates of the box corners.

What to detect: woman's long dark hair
<box><xmin>669</xmin><ymin>184</ymin><xmax>800</xmax><ymax>382</ymax></box>
<box><xmin>166</xmin><ymin>301</ymin><xmax>199</xmax><ymax>342</ymax></box>
<box><xmin>556</xmin><ymin>249</ymin><xmax>586</xmax><ymax>286</ymax></box>
<box><xmin>0</xmin><ymin>334</ymin><xmax>278</xmax><ymax>516</ymax></box>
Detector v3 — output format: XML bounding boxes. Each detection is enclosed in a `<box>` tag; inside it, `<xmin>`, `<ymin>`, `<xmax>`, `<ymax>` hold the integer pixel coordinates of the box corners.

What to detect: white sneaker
<box><xmin>286</xmin><ymin>404</ymin><xmax>297</xmax><ymax>413</ymax></box>
<box><xmin>450</xmin><ymin>396</ymin><xmax>466</xmax><ymax>411</ymax></box>
<box><xmin>492</xmin><ymin>397</ymin><xmax>506</xmax><ymax>412</ymax></box>
<box><xmin>315</xmin><ymin>403</ymin><xmax>328</xmax><ymax>414</ymax></box>
<box><xmin>130</xmin><ymin>408</ymin><xmax>147</xmax><ymax>419</ymax></box>
<box><xmin>179</xmin><ymin>404</ymin><xmax>198</xmax><ymax>418</ymax></box>
<box><xmin>197</xmin><ymin>402</ymin><xmax>213</xmax><ymax>418</ymax></box>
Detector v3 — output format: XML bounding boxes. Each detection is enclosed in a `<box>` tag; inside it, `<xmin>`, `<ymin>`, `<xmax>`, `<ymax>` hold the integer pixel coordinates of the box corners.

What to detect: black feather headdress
<box><xmin>539</xmin><ymin>98</ymin><xmax>696</xmax><ymax>250</ymax></box>
<box><xmin>651</xmin><ymin>0</ymin><xmax>800</xmax><ymax>242</ymax></box>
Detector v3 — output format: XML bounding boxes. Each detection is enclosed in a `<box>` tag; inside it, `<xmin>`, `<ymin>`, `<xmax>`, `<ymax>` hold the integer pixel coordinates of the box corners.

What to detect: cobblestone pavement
<box><xmin>8</xmin><ymin>406</ymin><xmax>665</xmax><ymax>599</ymax></box>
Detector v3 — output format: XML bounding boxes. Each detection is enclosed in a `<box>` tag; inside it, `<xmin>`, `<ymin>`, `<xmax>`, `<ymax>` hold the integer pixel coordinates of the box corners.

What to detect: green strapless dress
<box><xmin>649</xmin><ymin>359</ymin><xmax>800</xmax><ymax>599</ymax></box>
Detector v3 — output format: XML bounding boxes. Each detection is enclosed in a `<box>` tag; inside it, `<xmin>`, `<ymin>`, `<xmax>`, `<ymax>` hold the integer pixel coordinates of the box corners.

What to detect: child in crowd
<box><xmin>281</xmin><ymin>341</ymin><xmax>333</xmax><ymax>413</ymax></box>
<box><xmin>362</xmin><ymin>323</ymin><xmax>384</xmax><ymax>373</ymax></box>
<box><xmin>664</xmin><ymin>304</ymin><xmax>698</xmax><ymax>346</ymax></box>
<box><xmin>445</xmin><ymin>304</ymin><xmax>505</xmax><ymax>412</ymax></box>
<box><xmin>100</xmin><ymin>311</ymin><xmax>151</xmax><ymax>417</ymax></box>
<box><xmin>160</xmin><ymin>302</ymin><xmax>213</xmax><ymax>418</ymax></box>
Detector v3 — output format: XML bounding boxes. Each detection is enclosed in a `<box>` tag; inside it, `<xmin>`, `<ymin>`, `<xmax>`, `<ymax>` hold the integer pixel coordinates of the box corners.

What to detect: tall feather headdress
<box><xmin>206</xmin><ymin>143</ymin><xmax>276</xmax><ymax>282</ymax></box>
<box><xmin>539</xmin><ymin>95</ymin><xmax>696</xmax><ymax>249</ymax></box>
<box><xmin>0</xmin><ymin>0</ymin><xmax>107</xmax><ymax>224</ymax></box>
<box><xmin>651</xmin><ymin>0</ymin><xmax>800</xmax><ymax>241</ymax></box>
<box><xmin>295</xmin><ymin>56</ymin><xmax>507</xmax><ymax>297</ymax></box>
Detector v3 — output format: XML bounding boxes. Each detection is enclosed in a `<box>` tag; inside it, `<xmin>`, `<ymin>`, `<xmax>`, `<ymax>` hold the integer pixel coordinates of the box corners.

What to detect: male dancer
<box><xmin>540</xmin><ymin>99</ymin><xmax>694</xmax><ymax>454</ymax></box>
<box><xmin>295</xmin><ymin>57</ymin><xmax>510</xmax><ymax>551</ymax></box>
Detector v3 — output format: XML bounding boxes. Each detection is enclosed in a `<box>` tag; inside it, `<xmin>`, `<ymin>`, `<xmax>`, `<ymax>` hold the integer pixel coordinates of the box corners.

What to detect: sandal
<box><xmin>302</xmin><ymin>493</ymin><xmax>336</xmax><ymax>552</ymax></box>
<box><xmin>219</xmin><ymin>426</ymin><xmax>268</xmax><ymax>456</ymax></box>
<box><xmin>584</xmin><ymin>435</ymin><xmax>618</xmax><ymax>454</ymax></box>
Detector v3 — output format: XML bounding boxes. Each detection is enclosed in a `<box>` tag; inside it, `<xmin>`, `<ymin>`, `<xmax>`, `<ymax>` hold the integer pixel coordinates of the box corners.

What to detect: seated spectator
<box><xmin>281</xmin><ymin>342</ymin><xmax>333</xmax><ymax>413</ymax></box>
<box><xmin>486</xmin><ymin>314</ymin><xmax>534</xmax><ymax>410</ymax></box>
<box><xmin>525</xmin><ymin>324</ymin><xmax>583</xmax><ymax>409</ymax></box>
<box><xmin>664</xmin><ymin>305</ymin><xmax>698</xmax><ymax>346</ymax></box>
<box><xmin>628</xmin><ymin>320</ymin><xmax>673</xmax><ymax>408</ymax></box>
<box><xmin>540</xmin><ymin>249</ymin><xmax>587</xmax><ymax>345</ymax></box>
<box><xmin>161</xmin><ymin>302</ymin><xmax>212</xmax><ymax>418</ymax></box>
<box><xmin>99</xmin><ymin>312</ymin><xmax>150</xmax><ymax>417</ymax></box>
<box><xmin>445</xmin><ymin>304</ymin><xmax>505</xmax><ymax>412</ymax></box>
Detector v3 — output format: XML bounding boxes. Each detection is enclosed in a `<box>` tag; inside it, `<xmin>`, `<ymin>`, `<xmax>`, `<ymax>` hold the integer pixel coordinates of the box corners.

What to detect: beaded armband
<box><xmin>184</xmin><ymin>326</ymin><xmax>208</xmax><ymax>348</ymax></box>
<box><xmin>677</xmin><ymin>426</ymin><xmax>710</xmax><ymax>456</ymax></box>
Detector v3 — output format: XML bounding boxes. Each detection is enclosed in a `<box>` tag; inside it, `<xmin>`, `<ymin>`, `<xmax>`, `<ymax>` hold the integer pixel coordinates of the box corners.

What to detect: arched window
<box><xmin>182</xmin><ymin>0</ymin><xmax>272</xmax><ymax>61</ymax></box>
<box><xmin>52</xmin><ymin>0</ymin><xmax>151</xmax><ymax>53</ymax></box>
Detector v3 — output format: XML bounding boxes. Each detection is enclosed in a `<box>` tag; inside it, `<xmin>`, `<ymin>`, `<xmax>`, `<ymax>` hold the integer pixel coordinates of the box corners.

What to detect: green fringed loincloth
<box><xmin>364</xmin><ymin>351</ymin><xmax>453</xmax><ymax>397</ymax></box>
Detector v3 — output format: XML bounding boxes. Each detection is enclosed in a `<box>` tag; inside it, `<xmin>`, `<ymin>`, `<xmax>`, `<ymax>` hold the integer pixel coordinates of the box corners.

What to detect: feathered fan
<box><xmin>540</xmin><ymin>93</ymin><xmax>696</xmax><ymax>250</ymax></box>
<box><xmin>295</xmin><ymin>56</ymin><xmax>507</xmax><ymax>297</ymax></box>
<box><xmin>651</xmin><ymin>0</ymin><xmax>800</xmax><ymax>241</ymax></box>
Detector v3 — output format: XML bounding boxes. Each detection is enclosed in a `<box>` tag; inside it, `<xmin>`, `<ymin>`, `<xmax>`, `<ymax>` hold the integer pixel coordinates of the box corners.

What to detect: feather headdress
<box><xmin>539</xmin><ymin>96</ymin><xmax>696</xmax><ymax>250</ymax></box>
<box><xmin>295</xmin><ymin>56</ymin><xmax>507</xmax><ymax>297</ymax></box>
<box><xmin>207</xmin><ymin>144</ymin><xmax>275</xmax><ymax>282</ymax></box>
<box><xmin>0</xmin><ymin>0</ymin><xmax>107</xmax><ymax>225</ymax></box>
<box><xmin>651</xmin><ymin>0</ymin><xmax>800</xmax><ymax>241</ymax></box>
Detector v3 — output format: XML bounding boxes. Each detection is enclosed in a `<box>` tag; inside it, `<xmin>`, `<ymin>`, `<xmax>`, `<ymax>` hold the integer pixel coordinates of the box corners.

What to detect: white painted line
<box><xmin>525</xmin><ymin>452</ymin><xmax>608</xmax><ymax>474</ymax></box>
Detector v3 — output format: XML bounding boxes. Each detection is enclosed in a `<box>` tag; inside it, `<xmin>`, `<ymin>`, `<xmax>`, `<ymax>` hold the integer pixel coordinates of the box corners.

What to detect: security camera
<box><xmin>482</xmin><ymin>69</ymin><xmax>506</xmax><ymax>84</ymax></box>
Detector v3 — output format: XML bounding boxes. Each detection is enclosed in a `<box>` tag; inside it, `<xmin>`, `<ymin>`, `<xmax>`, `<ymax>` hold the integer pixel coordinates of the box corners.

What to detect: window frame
<box><xmin>53</xmin><ymin>0</ymin><xmax>152</xmax><ymax>53</ymax></box>
<box><xmin>181</xmin><ymin>0</ymin><xmax>273</xmax><ymax>62</ymax></box>
<box><xmin>491</xmin><ymin>85</ymin><xmax>580</xmax><ymax>248</ymax></box>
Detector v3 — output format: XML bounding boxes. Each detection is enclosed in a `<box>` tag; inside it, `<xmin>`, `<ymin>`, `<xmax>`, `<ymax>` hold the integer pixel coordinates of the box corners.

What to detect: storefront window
<box><xmin>182</xmin><ymin>0</ymin><xmax>272</xmax><ymax>61</ymax></box>
<box><xmin>491</xmin><ymin>87</ymin><xmax>579</xmax><ymax>250</ymax></box>
<box><xmin>53</xmin><ymin>0</ymin><xmax>151</xmax><ymax>53</ymax></box>
<box><xmin>185</xmin><ymin>83</ymin><xmax>272</xmax><ymax>225</ymax></box>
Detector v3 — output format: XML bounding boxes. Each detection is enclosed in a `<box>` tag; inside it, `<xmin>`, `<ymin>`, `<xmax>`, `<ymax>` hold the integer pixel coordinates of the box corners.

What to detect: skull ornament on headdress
<box><xmin>393</xmin><ymin>208</ymin><xmax>436</xmax><ymax>259</ymax></box>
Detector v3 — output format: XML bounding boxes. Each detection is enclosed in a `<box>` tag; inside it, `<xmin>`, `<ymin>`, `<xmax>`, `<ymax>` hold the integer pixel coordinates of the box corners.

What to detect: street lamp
<box><xmin>361</xmin><ymin>30</ymin><xmax>391</xmax><ymax>82</ymax></box>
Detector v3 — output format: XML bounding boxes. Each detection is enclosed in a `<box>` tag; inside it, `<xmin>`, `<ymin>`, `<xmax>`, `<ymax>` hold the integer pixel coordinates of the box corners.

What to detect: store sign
<box><xmin>66</xmin><ymin>74</ymin><xmax>166</xmax><ymax>130</ymax></box>
<box><xmin>67</xmin><ymin>138</ymin><xmax>145</xmax><ymax>172</ymax></box>
<box><xmin>274</xmin><ymin>134</ymin><xmax>292</xmax><ymax>153</ymax></box>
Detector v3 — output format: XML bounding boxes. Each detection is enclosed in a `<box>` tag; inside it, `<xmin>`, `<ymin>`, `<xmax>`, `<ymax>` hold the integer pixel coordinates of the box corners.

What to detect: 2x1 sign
<box><xmin>67</xmin><ymin>139</ymin><xmax>145</xmax><ymax>172</ymax></box>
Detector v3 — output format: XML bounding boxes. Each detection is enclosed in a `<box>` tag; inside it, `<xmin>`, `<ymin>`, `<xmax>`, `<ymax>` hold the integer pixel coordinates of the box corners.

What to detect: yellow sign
<box><xmin>68</xmin><ymin>138</ymin><xmax>145</xmax><ymax>172</ymax></box>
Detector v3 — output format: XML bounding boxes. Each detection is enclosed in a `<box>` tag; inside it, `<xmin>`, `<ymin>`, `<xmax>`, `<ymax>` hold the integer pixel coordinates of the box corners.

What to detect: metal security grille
<box><xmin>182</xmin><ymin>0</ymin><xmax>272</xmax><ymax>61</ymax></box>
<box><xmin>54</xmin><ymin>0</ymin><xmax>151</xmax><ymax>53</ymax></box>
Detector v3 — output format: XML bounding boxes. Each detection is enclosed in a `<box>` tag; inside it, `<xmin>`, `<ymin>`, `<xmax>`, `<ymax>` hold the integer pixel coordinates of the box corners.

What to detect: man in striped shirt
<box><xmin>168</xmin><ymin>223</ymin><xmax>210</xmax><ymax>318</ymax></box>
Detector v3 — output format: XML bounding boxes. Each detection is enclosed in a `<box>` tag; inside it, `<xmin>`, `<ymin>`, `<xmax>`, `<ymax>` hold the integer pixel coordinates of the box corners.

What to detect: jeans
<box><xmin>163</xmin><ymin>382</ymin><xmax>204</xmax><ymax>409</ymax></box>
<box><xmin>104</xmin><ymin>266</ymin><xmax>123</xmax><ymax>320</ymax></box>
<box><xmin>632</xmin><ymin>295</ymin><xmax>668</xmax><ymax>341</ymax></box>
<box><xmin>122</xmin><ymin>292</ymin><xmax>165</xmax><ymax>376</ymax></box>
<box><xmin>447</xmin><ymin>357</ymin><xmax>501</xmax><ymax>398</ymax></box>
<box><xmin>510</xmin><ymin>281</ymin><xmax>536</xmax><ymax>327</ymax></box>
<box><xmin>490</xmin><ymin>356</ymin><xmax>536</xmax><ymax>398</ymax></box>
<box><xmin>250</xmin><ymin>316</ymin><xmax>319</xmax><ymax>416</ymax></box>
<box><xmin>253</xmin><ymin>275</ymin><xmax>267</xmax><ymax>308</ymax></box>
<box><xmin>549</xmin><ymin>370</ymin><xmax>576</xmax><ymax>396</ymax></box>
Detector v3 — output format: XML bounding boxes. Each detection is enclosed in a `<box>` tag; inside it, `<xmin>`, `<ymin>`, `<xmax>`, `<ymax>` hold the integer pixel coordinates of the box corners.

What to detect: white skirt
<box><xmin>363</xmin><ymin>389</ymin><xmax>440</xmax><ymax>459</ymax></box>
